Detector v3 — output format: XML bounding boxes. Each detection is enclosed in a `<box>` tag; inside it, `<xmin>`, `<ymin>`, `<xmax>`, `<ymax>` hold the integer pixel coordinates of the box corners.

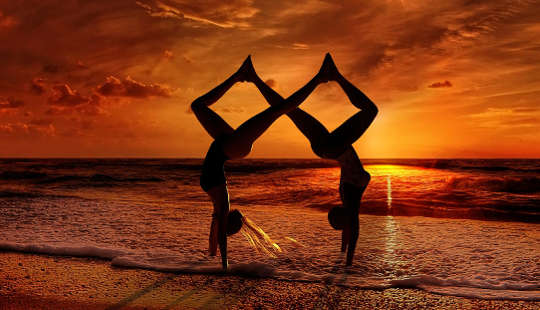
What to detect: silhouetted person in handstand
<box><xmin>252</xmin><ymin>53</ymin><xmax>378</xmax><ymax>266</ymax></box>
<box><xmin>191</xmin><ymin>56</ymin><xmax>324</xmax><ymax>270</ymax></box>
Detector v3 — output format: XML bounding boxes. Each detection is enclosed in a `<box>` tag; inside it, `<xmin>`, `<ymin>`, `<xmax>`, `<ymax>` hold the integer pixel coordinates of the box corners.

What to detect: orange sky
<box><xmin>0</xmin><ymin>0</ymin><xmax>539</xmax><ymax>158</ymax></box>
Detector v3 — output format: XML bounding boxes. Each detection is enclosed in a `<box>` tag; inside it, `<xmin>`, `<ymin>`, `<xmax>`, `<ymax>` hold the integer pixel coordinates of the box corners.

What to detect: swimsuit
<box><xmin>336</xmin><ymin>147</ymin><xmax>370</xmax><ymax>203</ymax></box>
<box><xmin>200</xmin><ymin>139</ymin><xmax>229</xmax><ymax>192</ymax></box>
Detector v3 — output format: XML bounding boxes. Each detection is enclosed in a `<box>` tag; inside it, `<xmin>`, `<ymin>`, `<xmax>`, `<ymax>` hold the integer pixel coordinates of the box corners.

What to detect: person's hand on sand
<box><xmin>317</xmin><ymin>53</ymin><xmax>340</xmax><ymax>83</ymax></box>
<box><xmin>235</xmin><ymin>55</ymin><xmax>257</xmax><ymax>83</ymax></box>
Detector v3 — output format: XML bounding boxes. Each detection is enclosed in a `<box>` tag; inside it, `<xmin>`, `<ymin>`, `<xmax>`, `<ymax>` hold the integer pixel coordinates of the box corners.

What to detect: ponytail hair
<box><xmin>227</xmin><ymin>209</ymin><xmax>282</xmax><ymax>258</ymax></box>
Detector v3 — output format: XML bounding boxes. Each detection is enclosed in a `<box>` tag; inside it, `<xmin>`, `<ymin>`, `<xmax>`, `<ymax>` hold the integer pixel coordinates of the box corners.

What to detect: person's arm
<box><xmin>250</xmin><ymin>67</ymin><xmax>331</xmax><ymax>146</ymax></box>
<box><xmin>341</xmin><ymin>227</ymin><xmax>349</xmax><ymax>252</ymax></box>
<box><xmin>218</xmin><ymin>209</ymin><xmax>228</xmax><ymax>270</ymax></box>
<box><xmin>251</xmin><ymin>75</ymin><xmax>285</xmax><ymax>107</ymax></box>
<box><xmin>346</xmin><ymin>214</ymin><xmax>359</xmax><ymax>266</ymax></box>
<box><xmin>250</xmin><ymin>64</ymin><xmax>323</xmax><ymax>110</ymax></box>
<box><xmin>207</xmin><ymin>185</ymin><xmax>230</xmax><ymax>270</ymax></box>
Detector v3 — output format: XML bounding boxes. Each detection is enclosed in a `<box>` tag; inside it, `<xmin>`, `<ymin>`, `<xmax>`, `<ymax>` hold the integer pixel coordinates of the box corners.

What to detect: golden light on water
<box><xmin>366</xmin><ymin>164</ymin><xmax>412</xmax><ymax>176</ymax></box>
<box><xmin>387</xmin><ymin>175</ymin><xmax>392</xmax><ymax>209</ymax></box>
<box><xmin>285</xmin><ymin>237</ymin><xmax>305</xmax><ymax>247</ymax></box>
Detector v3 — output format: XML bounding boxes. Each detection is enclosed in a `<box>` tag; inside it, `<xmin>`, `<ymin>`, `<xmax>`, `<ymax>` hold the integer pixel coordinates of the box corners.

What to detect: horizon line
<box><xmin>1</xmin><ymin>157</ymin><xmax>539</xmax><ymax>160</ymax></box>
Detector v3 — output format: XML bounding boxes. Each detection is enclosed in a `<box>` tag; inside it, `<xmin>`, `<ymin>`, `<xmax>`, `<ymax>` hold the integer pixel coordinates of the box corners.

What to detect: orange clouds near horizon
<box><xmin>0</xmin><ymin>0</ymin><xmax>539</xmax><ymax>158</ymax></box>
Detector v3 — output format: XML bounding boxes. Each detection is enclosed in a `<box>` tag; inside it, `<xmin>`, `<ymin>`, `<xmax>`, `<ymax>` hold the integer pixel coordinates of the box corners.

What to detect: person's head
<box><xmin>328</xmin><ymin>207</ymin><xmax>347</xmax><ymax>230</ymax></box>
<box><xmin>227</xmin><ymin>209</ymin><xmax>244</xmax><ymax>236</ymax></box>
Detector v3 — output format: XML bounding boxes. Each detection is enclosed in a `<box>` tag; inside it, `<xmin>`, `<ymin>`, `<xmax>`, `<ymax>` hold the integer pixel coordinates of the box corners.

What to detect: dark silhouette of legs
<box><xmin>251</xmin><ymin>53</ymin><xmax>378</xmax><ymax>266</ymax></box>
<box><xmin>191</xmin><ymin>55</ymin><xmax>321</xmax><ymax>269</ymax></box>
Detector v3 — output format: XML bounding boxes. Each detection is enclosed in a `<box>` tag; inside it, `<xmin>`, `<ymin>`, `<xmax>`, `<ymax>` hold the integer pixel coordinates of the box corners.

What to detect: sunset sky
<box><xmin>0</xmin><ymin>0</ymin><xmax>539</xmax><ymax>158</ymax></box>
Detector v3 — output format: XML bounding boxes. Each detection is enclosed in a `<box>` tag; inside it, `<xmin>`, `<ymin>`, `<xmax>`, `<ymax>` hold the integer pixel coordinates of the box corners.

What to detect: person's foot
<box><xmin>236</xmin><ymin>55</ymin><xmax>257</xmax><ymax>82</ymax></box>
<box><xmin>317</xmin><ymin>53</ymin><xmax>339</xmax><ymax>83</ymax></box>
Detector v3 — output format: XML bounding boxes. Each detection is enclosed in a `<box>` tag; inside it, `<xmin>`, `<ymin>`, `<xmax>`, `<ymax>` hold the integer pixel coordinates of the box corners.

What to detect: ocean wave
<box><xmin>0</xmin><ymin>241</ymin><xmax>537</xmax><ymax>300</ymax></box>
<box><xmin>231</xmin><ymin>187</ymin><xmax>339</xmax><ymax>207</ymax></box>
<box><xmin>362</xmin><ymin>159</ymin><xmax>540</xmax><ymax>173</ymax></box>
<box><xmin>37</xmin><ymin>174</ymin><xmax>164</xmax><ymax>185</ymax></box>
<box><xmin>0</xmin><ymin>190</ymin><xmax>41</xmax><ymax>198</ymax></box>
<box><xmin>0</xmin><ymin>241</ymin><xmax>129</xmax><ymax>260</ymax></box>
<box><xmin>305</xmin><ymin>201</ymin><xmax>540</xmax><ymax>223</ymax></box>
<box><xmin>445</xmin><ymin>176</ymin><xmax>540</xmax><ymax>194</ymax></box>
<box><xmin>0</xmin><ymin>190</ymin><xmax>83</xmax><ymax>200</ymax></box>
<box><xmin>0</xmin><ymin>170</ymin><xmax>48</xmax><ymax>180</ymax></box>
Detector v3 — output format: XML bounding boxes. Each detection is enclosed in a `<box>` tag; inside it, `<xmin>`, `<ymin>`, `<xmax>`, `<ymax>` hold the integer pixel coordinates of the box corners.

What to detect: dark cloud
<box><xmin>0</xmin><ymin>10</ymin><xmax>17</xmax><ymax>29</ymax></box>
<box><xmin>75</xmin><ymin>96</ymin><xmax>106</xmax><ymax>116</ymax></box>
<box><xmin>265</xmin><ymin>79</ymin><xmax>277</xmax><ymax>88</ymax></box>
<box><xmin>0</xmin><ymin>0</ymin><xmax>187</xmax><ymax>94</ymax></box>
<box><xmin>30</xmin><ymin>77</ymin><xmax>46</xmax><ymax>95</ymax></box>
<box><xmin>42</xmin><ymin>61</ymin><xmax>90</xmax><ymax>74</ymax></box>
<box><xmin>42</xmin><ymin>64</ymin><xmax>60</xmax><ymax>74</ymax></box>
<box><xmin>0</xmin><ymin>122</ymin><xmax>55</xmax><ymax>136</ymax></box>
<box><xmin>44</xmin><ymin>107</ymin><xmax>65</xmax><ymax>115</ymax></box>
<box><xmin>45</xmin><ymin>102</ymin><xmax>104</xmax><ymax>117</ymax></box>
<box><xmin>163</xmin><ymin>50</ymin><xmax>174</xmax><ymax>60</ymax></box>
<box><xmin>428</xmin><ymin>81</ymin><xmax>453</xmax><ymax>88</ymax></box>
<box><xmin>136</xmin><ymin>0</ymin><xmax>258</xmax><ymax>28</ymax></box>
<box><xmin>29</xmin><ymin>118</ymin><xmax>52</xmax><ymax>126</ymax></box>
<box><xmin>76</xmin><ymin>60</ymin><xmax>88</xmax><ymax>69</ymax></box>
<box><xmin>48</xmin><ymin>84</ymin><xmax>91</xmax><ymax>106</ymax></box>
<box><xmin>0</xmin><ymin>97</ymin><xmax>24</xmax><ymax>109</ymax></box>
<box><xmin>96</xmin><ymin>76</ymin><xmax>172</xmax><ymax>98</ymax></box>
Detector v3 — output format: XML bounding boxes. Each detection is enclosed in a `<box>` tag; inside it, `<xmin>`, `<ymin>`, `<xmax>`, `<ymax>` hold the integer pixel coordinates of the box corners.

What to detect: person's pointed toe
<box><xmin>323</xmin><ymin>53</ymin><xmax>335</xmax><ymax>65</ymax></box>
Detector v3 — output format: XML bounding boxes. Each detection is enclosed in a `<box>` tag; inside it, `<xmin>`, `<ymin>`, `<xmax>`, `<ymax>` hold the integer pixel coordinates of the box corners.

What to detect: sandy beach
<box><xmin>0</xmin><ymin>252</ymin><xmax>537</xmax><ymax>310</ymax></box>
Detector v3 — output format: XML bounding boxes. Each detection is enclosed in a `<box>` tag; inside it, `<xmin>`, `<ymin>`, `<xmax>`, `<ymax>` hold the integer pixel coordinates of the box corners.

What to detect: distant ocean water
<box><xmin>0</xmin><ymin>158</ymin><xmax>539</xmax><ymax>300</ymax></box>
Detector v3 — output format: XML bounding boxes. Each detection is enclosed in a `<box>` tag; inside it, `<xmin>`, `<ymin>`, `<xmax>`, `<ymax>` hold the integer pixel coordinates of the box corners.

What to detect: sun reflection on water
<box><xmin>387</xmin><ymin>175</ymin><xmax>392</xmax><ymax>209</ymax></box>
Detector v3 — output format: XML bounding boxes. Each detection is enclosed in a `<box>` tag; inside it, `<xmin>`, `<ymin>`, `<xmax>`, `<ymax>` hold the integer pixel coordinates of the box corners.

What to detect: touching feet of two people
<box><xmin>191</xmin><ymin>53</ymin><xmax>378</xmax><ymax>270</ymax></box>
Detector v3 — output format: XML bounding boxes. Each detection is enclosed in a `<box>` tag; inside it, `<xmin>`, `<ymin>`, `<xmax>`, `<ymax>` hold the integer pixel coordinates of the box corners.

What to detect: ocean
<box><xmin>0</xmin><ymin>158</ymin><xmax>538</xmax><ymax>300</ymax></box>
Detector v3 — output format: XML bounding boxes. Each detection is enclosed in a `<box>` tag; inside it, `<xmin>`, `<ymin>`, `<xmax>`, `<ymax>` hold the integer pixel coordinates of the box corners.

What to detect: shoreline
<box><xmin>0</xmin><ymin>252</ymin><xmax>537</xmax><ymax>309</ymax></box>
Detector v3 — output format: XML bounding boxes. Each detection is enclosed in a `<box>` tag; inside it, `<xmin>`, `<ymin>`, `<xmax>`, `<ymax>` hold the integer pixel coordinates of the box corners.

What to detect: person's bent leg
<box><xmin>222</xmin><ymin>75</ymin><xmax>321</xmax><ymax>158</ymax></box>
<box><xmin>325</xmin><ymin>110</ymin><xmax>377</xmax><ymax>156</ymax></box>
<box><xmin>324</xmin><ymin>62</ymin><xmax>377</xmax><ymax>151</ymax></box>
<box><xmin>251</xmin><ymin>62</ymin><xmax>330</xmax><ymax>145</ymax></box>
<box><xmin>191</xmin><ymin>60</ymin><xmax>246</xmax><ymax>139</ymax></box>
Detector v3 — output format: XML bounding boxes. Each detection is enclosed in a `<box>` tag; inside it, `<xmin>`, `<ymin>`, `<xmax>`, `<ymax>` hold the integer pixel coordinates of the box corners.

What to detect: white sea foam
<box><xmin>0</xmin><ymin>241</ymin><xmax>130</xmax><ymax>259</ymax></box>
<box><xmin>5</xmin><ymin>241</ymin><xmax>536</xmax><ymax>300</ymax></box>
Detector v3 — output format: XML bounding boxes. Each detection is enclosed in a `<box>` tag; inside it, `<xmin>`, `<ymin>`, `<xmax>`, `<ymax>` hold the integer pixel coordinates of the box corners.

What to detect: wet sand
<box><xmin>0</xmin><ymin>252</ymin><xmax>537</xmax><ymax>310</ymax></box>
